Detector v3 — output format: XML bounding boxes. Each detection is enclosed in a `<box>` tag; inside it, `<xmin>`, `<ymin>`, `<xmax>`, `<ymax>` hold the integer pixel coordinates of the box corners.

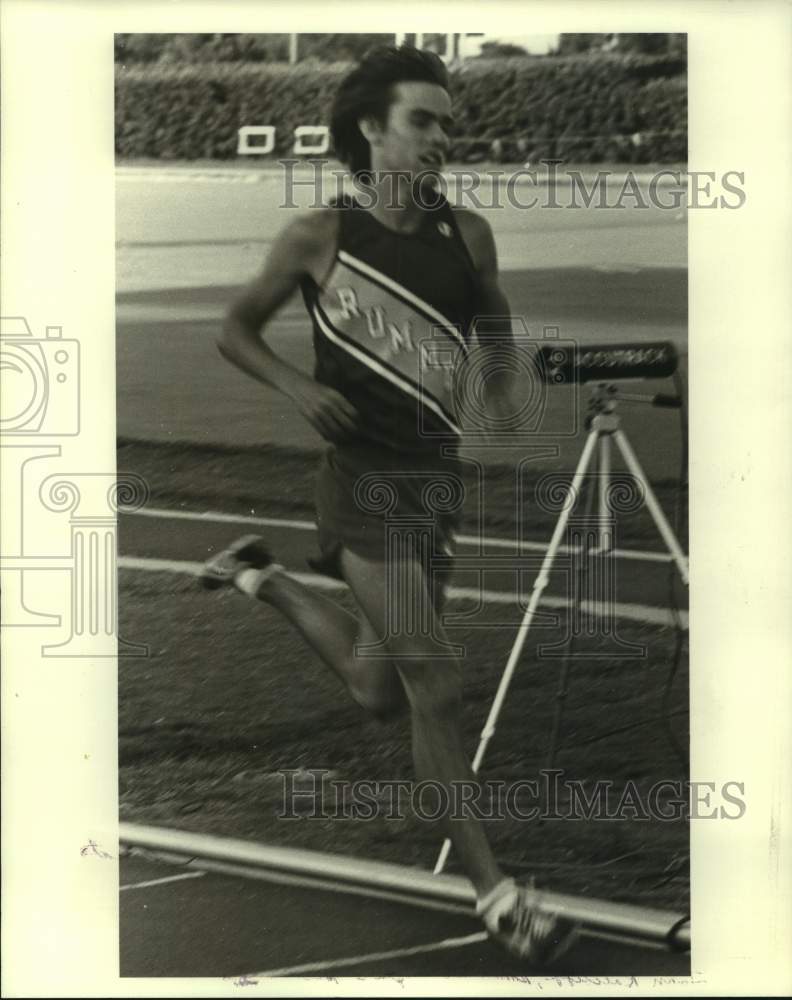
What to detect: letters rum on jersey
<box><xmin>300</xmin><ymin>196</ymin><xmax>481</xmax><ymax>453</ymax></box>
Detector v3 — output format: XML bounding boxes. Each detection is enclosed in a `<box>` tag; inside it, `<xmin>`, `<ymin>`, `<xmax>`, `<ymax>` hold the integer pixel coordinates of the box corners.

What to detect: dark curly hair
<box><xmin>330</xmin><ymin>45</ymin><xmax>449</xmax><ymax>175</ymax></box>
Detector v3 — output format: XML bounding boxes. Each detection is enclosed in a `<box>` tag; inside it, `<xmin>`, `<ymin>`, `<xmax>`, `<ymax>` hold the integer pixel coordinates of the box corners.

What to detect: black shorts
<box><xmin>308</xmin><ymin>443</ymin><xmax>464</xmax><ymax>601</ymax></box>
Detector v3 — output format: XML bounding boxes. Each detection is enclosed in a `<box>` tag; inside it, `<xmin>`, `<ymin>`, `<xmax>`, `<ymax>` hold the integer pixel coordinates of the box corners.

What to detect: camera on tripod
<box><xmin>537</xmin><ymin>339</ymin><xmax>678</xmax><ymax>385</ymax></box>
<box><xmin>539</xmin><ymin>339</ymin><xmax>683</xmax><ymax>423</ymax></box>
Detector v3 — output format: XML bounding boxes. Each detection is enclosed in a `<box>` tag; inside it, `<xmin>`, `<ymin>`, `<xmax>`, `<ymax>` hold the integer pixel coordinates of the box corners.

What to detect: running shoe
<box><xmin>477</xmin><ymin>877</ymin><xmax>579</xmax><ymax>966</ymax></box>
<box><xmin>200</xmin><ymin>534</ymin><xmax>275</xmax><ymax>590</ymax></box>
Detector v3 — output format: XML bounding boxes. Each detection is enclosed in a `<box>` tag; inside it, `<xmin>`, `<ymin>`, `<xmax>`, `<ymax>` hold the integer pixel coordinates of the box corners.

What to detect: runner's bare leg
<box><xmin>339</xmin><ymin>547</ymin><xmax>504</xmax><ymax>897</ymax></box>
<box><xmin>242</xmin><ymin>568</ymin><xmax>407</xmax><ymax>719</ymax></box>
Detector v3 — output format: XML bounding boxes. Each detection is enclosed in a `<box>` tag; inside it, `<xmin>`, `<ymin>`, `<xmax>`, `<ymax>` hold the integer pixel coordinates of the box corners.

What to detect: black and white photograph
<box><xmin>2</xmin><ymin>4</ymin><xmax>791</xmax><ymax>996</ymax></box>
<box><xmin>115</xmin><ymin>28</ymin><xmax>693</xmax><ymax>977</ymax></box>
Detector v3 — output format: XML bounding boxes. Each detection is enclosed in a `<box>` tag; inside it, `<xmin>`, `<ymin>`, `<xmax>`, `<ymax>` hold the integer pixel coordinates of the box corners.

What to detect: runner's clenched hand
<box><xmin>291</xmin><ymin>381</ymin><xmax>359</xmax><ymax>443</ymax></box>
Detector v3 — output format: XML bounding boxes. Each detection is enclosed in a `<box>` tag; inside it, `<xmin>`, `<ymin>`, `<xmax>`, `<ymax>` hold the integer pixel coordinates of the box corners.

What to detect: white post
<box><xmin>237</xmin><ymin>126</ymin><xmax>276</xmax><ymax>156</ymax></box>
<box><xmin>415</xmin><ymin>32</ymin><xmax>424</xmax><ymax>49</ymax></box>
<box><xmin>289</xmin><ymin>33</ymin><xmax>298</xmax><ymax>65</ymax></box>
<box><xmin>292</xmin><ymin>126</ymin><xmax>330</xmax><ymax>156</ymax></box>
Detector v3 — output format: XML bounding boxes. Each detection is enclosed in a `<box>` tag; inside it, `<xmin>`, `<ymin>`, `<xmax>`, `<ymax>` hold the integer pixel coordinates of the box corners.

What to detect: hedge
<box><xmin>115</xmin><ymin>55</ymin><xmax>686</xmax><ymax>164</ymax></box>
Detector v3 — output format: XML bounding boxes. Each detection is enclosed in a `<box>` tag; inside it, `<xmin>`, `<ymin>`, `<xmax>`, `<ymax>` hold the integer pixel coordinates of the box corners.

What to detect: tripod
<box><xmin>433</xmin><ymin>383</ymin><xmax>689</xmax><ymax>874</ymax></box>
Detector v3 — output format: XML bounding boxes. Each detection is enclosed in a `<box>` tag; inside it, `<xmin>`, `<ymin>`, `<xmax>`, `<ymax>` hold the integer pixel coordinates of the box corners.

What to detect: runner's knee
<box><xmin>397</xmin><ymin>659</ymin><xmax>462</xmax><ymax>721</ymax></box>
<box><xmin>351</xmin><ymin>682</ymin><xmax>408</xmax><ymax>723</ymax></box>
<box><xmin>348</xmin><ymin>641</ymin><xmax>409</xmax><ymax>722</ymax></box>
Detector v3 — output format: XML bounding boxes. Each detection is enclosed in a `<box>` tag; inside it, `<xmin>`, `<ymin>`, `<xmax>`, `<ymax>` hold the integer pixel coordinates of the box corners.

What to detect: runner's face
<box><xmin>366</xmin><ymin>81</ymin><xmax>453</xmax><ymax>180</ymax></box>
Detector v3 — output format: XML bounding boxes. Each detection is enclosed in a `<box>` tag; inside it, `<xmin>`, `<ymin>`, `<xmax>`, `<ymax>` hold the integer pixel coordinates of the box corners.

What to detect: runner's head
<box><xmin>330</xmin><ymin>45</ymin><xmax>452</xmax><ymax>184</ymax></box>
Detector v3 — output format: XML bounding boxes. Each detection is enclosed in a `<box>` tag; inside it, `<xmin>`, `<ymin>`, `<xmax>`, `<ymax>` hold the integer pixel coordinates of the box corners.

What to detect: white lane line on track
<box><xmin>120</xmin><ymin>871</ymin><xmax>206</xmax><ymax>892</ymax></box>
<box><xmin>118</xmin><ymin>555</ymin><xmax>688</xmax><ymax>629</ymax></box>
<box><xmin>120</xmin><ymin>505</ymin><xmax>677</xmax><ymax>564</ymax></box>
<box><xmin>247</xmin><ymin>931</ymin><xmax>489</xmax><ymax>977</ymax></box>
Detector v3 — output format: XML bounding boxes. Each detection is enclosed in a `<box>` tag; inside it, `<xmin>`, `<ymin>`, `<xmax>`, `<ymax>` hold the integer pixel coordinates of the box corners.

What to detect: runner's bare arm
<box><xmin>453</xmin><ymin>208</ymin><xmax>512</xmax><ymax>319</ymax></box>
<box><xmin>454</xmin><ymin>210</ymin><xmax>520</xmax><ymax>428</ymax></box>
<box><xmin>219</xmin><ymin>210</ymin><xmax>359</xmax><ymax>441</ymax></box>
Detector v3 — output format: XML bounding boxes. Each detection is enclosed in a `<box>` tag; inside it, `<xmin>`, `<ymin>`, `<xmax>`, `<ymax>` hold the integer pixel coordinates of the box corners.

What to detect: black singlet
<box><xmin>300</xmin><ymin>194</ymin><xmax>481</xmax><ymax>454</ymax></box>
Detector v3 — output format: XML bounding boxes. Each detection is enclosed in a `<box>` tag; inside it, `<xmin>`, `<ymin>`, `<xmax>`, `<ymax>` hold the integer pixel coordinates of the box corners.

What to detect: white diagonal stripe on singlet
<box><xmin>312</xmin><ymin>306</ymin><xmax>462</xmax><ymax>436</ymax></box>
<box><xmin>337</xmin><ymin>250</ymin><xmax>466</xmax><ymax>351</ymax></box>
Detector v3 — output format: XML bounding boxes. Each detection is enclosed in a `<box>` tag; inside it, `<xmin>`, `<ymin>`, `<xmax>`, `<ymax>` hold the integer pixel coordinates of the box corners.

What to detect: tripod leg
<box><xmin>545</xmin><ymin>457</ymin><xmax>599</xmax><ymax>772</ymax></box>
<box><xmin>596</xmin><ymin>432</ymin><xmax>612</xmax><ymax>554</ymax></box>
<box><xmin>613</xmin><ymin>429</ymin><xmax>689</xmax><ymax>585</ymax></box>
<box><xmin>433</xmin><ymin>427</ymin><xmax>600</xmax><ymax>875</ymax></box>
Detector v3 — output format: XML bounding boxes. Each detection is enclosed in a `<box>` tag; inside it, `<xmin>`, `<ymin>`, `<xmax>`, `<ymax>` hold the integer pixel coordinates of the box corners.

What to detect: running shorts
<box><xmin>308</xmin><ymin>443</ymin><xmax>464</xmax><ymax>601</ymax></box>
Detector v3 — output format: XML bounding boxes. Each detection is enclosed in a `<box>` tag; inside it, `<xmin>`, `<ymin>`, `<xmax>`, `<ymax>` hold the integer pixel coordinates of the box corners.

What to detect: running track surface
<box><xmin>119</xmin><ymin>507</ymin><xmax>688</xmax><ymax>621</ymax></box>
<box><xmin>120</xmin><ymin>852</ymin><xmax>690</xmax><ymax>978</ymax></box>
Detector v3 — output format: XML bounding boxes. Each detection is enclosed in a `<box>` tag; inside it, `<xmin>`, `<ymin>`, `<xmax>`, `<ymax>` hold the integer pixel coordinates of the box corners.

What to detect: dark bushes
<box><xmin>115</xmin><ymin>55</ymin><xmax>686</xmax><ymax>163</ymax></box>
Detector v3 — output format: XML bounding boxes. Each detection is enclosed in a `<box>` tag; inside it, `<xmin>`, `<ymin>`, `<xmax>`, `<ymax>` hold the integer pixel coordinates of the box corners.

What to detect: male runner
<box><xmin>201</xmin><ymin>45</ymin><xmax>576</xmax><ymax>964</ymax></box>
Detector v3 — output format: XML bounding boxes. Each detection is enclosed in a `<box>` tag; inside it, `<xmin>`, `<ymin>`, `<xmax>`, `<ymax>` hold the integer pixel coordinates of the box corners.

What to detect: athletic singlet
<box><xmin>300</xmin><ymin>194</ymin><xmax>480</xmax><ymax>453</ymax></box>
